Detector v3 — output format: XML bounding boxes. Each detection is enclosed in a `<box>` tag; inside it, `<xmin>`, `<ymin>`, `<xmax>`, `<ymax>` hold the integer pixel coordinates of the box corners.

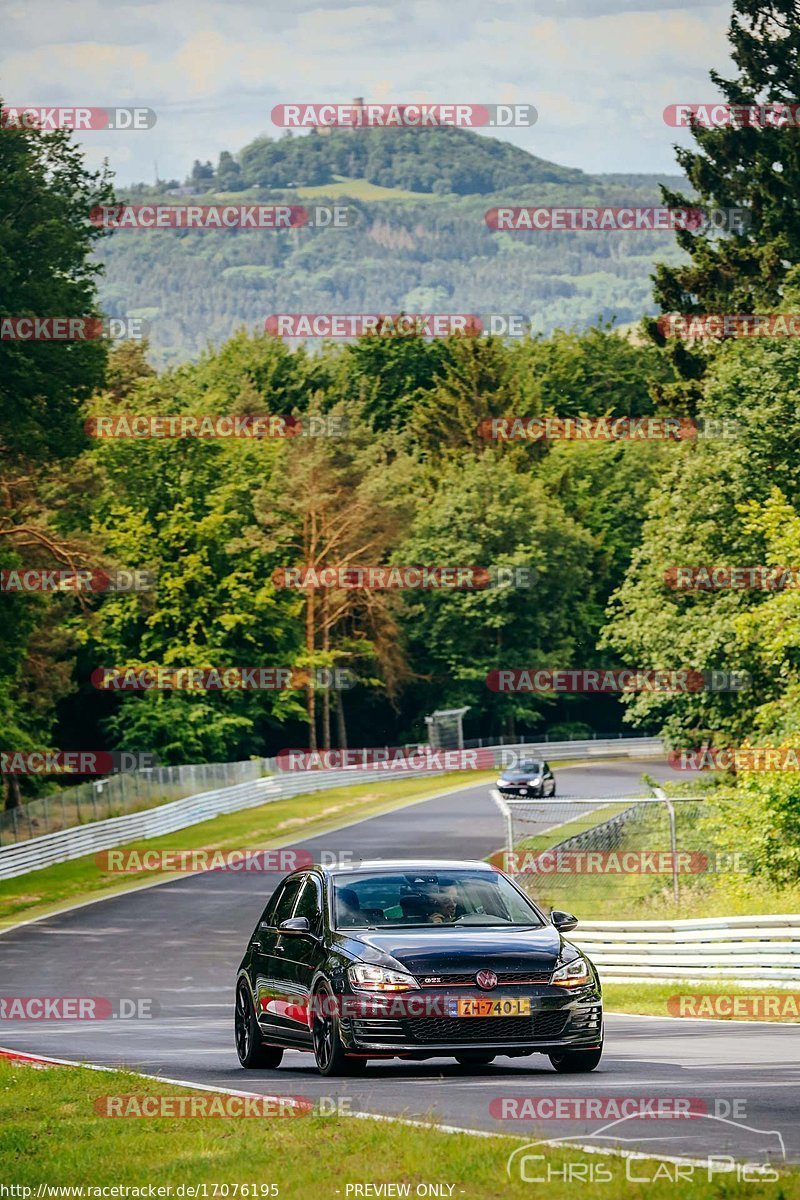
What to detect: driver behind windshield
<box><xmin>426</xmin><ymin>883</ymin><xmax>460</xmax><ymax>924</ymax></box>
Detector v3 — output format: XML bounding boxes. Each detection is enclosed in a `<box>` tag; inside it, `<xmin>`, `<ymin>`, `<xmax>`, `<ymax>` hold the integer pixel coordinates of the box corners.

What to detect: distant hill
<box><xmin>194</xmin><ymin>125</ymin><xmax>589</xmax><ymax>195</ymax></box>
<box><xmin>98</xmin><ymin>127</ymin><xmax>690</xmax><ymax>365</ymax></box>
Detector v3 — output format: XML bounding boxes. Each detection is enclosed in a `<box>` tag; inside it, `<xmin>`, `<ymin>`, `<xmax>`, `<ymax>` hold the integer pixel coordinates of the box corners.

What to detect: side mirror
<box><xmin>551</xmin><ymin>909</ymin><xmax>578</xmax><ymax>933</ymax></box>
<box><xmin>279</xmin><ymin>916</ymin><xmax>312</xmax><ymax>934</ymax></box>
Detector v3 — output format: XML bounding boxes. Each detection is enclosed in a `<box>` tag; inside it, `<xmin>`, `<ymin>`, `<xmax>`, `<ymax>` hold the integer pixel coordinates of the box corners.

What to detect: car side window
<box><xmin>265</xmin><ymin>877</ymin><xmax>304</xmax><ymax>927</ymax></box>
<box><xmin>293</xmin><ymin>876</ymin><xmax>322</xmax><ymax>928</ymax></box>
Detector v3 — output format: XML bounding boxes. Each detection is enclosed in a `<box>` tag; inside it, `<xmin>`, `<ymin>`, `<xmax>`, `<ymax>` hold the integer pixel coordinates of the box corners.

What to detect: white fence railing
<box><xmin>573</xmin><ymin>915</ymin><xmax>800</xmax><ymax>986</ymax></box>
<box><xmin>0</xmin><ymin>764</ymin><xmax>437</xmax><ymax>882</ymax></box>
<box><xmin>0</xmin><ymin>736</ymin><xmax>662</xmax><ymax>881</ymax></box>
<box><xmin>487</xmin><ymin>737</ymin><xmax>663</xmax><ymax>765</ymax></box>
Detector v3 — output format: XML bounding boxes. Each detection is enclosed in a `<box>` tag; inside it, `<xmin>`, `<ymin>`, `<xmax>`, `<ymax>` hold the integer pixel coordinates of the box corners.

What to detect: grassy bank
<box><xmin>0</xmin><ymin>1058</ymin><xmax>795</xmax><ymax>1198</ymax></box>
<box><xmin>0</xmin><ymin>771</ymin><xmax>495</xmax><ymax>929</ymax></box>
<box><xmin>515</xmin><ymin>789</ymin><xmax>800</xmax><ymax>919</ymax></box>
<box><xmin>603</xmin><ymin>980</ymin><xmax>800</xmax><ymax>1021</ymax></box>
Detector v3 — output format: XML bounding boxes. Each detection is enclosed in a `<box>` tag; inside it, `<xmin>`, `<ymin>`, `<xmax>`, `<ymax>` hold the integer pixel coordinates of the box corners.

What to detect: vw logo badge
<box><xmin>476</xmin><ymin>969</ymin><xmax>498</xmax><ymax>990</ymax></box>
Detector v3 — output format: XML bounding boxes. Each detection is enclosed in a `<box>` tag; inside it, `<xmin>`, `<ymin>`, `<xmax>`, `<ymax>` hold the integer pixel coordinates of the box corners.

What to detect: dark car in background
<box><xmin>496</xmin><ymin>759</ymin><xmax>556</xmax><ymax>798</ymax></box>
<box><xmin>235</xmin><ymin>859</ymin><xmax>602</xmax><ymax>1076</ymax></box>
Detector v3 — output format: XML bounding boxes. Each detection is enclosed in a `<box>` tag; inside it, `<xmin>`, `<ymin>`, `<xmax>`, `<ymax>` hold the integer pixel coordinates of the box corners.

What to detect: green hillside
<box><xmin>98</xmin><ymin>127</ymin><xmax>690</xmax><ymax>365</ymax></box>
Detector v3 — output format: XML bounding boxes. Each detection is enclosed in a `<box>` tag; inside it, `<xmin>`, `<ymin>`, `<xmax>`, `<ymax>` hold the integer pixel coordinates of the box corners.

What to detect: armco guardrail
<box><xmin>0</xmin><ymin>735</ymin><xmax>662</xmax><ymax>881</ymax></box>
<box><xmin>0</xmin><ymin>764</ymin><xmax>437</xmax><ymax>882</ymax></box>
<box><xmin>0</xmin><ymin>758</ymin><xmax>267</xmax><ymax>846</ymax></box>
<box><xmin>573</xmin><ymin>915</ymin><xmax>800</xmax><ymax>985</ymax></box>
<box><xmin>486</xmin><ymin>737</ymin><xmax>663</xmax><ymax>765</ymax></box>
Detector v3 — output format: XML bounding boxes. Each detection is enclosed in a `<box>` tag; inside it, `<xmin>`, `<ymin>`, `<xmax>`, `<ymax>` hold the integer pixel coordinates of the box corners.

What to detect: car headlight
<box><xmin>528</xmin><ymin>776</ymin><xmax>542</xmax><ymax>785</ymax></box>
<box><xmin>551</xmin><ymin>956</ymin><xmax>591</xmax><ymax>988</ymax></box>
<box><xmin>348</xmin><ymin>964</ymin><xmax>420</xmax><ymax>992</ymax></box>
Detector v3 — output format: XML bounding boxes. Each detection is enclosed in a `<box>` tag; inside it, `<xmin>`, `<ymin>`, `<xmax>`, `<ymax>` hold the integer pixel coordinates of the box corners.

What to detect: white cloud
<box><xmin>0</xmin><ymin>0</ymin><xmax>733</xmax><ymax>181</ymax></box>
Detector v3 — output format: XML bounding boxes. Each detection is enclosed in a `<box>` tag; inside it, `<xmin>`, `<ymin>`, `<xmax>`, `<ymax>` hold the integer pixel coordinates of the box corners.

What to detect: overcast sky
<box><xmin>2</xmin><ymin>0</ymin><xmax>734</xmax><ymax>185</ymax></box>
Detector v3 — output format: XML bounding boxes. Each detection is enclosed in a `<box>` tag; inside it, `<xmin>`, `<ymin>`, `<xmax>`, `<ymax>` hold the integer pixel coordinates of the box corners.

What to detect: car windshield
<box><xmin>504</xmin><ymin>761</ymin><xmax>542</xmax><ymax>777</ymax></box>
<box><xmin>331</xmin><ymin>870</ymin><xmax>544</xmax><ymax>929</ymax></box>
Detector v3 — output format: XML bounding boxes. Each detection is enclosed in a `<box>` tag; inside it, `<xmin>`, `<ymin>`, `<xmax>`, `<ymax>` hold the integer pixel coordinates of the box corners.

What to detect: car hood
<box><xmin>333</xmin><ymin>925</ymin><xmax>564</xmax><ymax>975</ymax></box>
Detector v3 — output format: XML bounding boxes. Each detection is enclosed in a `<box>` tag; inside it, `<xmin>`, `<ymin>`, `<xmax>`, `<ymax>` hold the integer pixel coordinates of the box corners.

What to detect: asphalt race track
<box><xmin>1</xmin><ymin>758</ymin><xmax>798</xmax><ymax>1168</ymax></box>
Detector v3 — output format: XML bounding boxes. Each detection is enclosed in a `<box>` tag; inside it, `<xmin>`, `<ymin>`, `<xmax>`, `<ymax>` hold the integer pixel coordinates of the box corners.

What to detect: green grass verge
<box><xmin>604</xmin><ymin>980</ymin><xmax>800</xmax><ymax>1021</ymax></box>
<box><xmin>0</xmin><ymin>772</ymin><xmax>496</xmax><ymax>930</ymax></box>
<box><xmin>1</xmin><ymin>1058</ymin><xmax>796</xmax><ymax>1197</ymax></box>
<box><xmin>514</xmin><ymin>791</ymin><xmax>800</xmax><ymax>919</ymax></box>
<box><xmin>513</xmin><ymin>801</ymin><xmax>635</xmax><ymax>857</ymax></box>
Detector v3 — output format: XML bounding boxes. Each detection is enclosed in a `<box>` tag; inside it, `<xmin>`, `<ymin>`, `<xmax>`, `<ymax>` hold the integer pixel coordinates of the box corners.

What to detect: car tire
<box><xmin>312</xmin><ymin>984</ymin><xmax>367</xmax><ymax>1076</ymax></box>
<box><xmin>454</xmin><ymin>1053</ymin><xmax>496</xmax><ymax>1067</ymax></box>
<box><xmin>548</xmin><ymin>1045</ymin><xmax>603</xmax><ymax>1073</ymax></box>
<box><xmin>235</xmin><ymin>981</ymin><xmax>284</xmax><ymax>1069</ymax></box>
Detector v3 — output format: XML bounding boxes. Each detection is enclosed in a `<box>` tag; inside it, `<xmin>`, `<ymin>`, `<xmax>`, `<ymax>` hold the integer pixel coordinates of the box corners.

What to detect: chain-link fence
<box><xmin>0</xmin><ymin>759</ymin><xmax>269</xmax><ymax>846</ymax></box>
<box><xmin>491</xmin><ymin>790</ymin><xmax>750</xmax><ymax>918</ymax></box>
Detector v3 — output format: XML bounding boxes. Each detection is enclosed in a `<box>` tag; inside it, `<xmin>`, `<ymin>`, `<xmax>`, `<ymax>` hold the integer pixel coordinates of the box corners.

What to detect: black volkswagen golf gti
<box><xmin>235</xmin><ymin>859</ymin><xmax>603</xmax><ymax>1076</ymax></box>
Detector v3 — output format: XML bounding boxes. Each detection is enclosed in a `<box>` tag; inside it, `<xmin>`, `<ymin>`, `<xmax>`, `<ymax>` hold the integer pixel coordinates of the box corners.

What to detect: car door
<box><xmin>252</xmin><ymin>875</ymin><xmax>304</xmax><ymax>1041</ymax></box>
<box><xmin>276</xmin><ymin>873</ymin><xmax>325</xmax><ymax>1046</ymax></box>
<box><xmin>543</xmin><ymin>761</ymin><xmax>555</xmax><ymax>795</ymax></box>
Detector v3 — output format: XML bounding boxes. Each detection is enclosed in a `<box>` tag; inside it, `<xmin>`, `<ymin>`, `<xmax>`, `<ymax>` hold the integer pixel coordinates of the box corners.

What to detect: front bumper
<box><xmin>339</xmin><ymin>989</ymin><xmax>602</xmax><ymax>1055</ymax></box>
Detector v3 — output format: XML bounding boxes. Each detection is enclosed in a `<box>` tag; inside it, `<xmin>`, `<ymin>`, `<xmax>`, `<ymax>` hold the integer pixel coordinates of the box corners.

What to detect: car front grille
<box><xmin>417</xmin><ymin>972</ymin><xmax>551</xmax><ymax>987</ymax></box>
<box><xmin>346</xmin><ymin>1009</ymin><xmax>571</xmax><ymax>1047</ymax></box>
<box><xmin>401</xmin><ymin>1010</ymin><xmax>569</xmax><ymax>1044</ymax></box>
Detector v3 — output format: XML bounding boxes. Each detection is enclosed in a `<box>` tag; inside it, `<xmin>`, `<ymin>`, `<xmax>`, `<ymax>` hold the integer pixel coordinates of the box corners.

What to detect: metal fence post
<box><xmin>653</xmin><ymin>786</ymin><xmax>679</xmax><ymax>909</ymax></box>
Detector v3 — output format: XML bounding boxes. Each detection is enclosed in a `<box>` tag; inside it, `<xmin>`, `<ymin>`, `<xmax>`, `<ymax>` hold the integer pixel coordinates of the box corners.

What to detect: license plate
<box><xmin>449</xmin><ymin>997</ymin><xmax>531</xmax><ymax>1017</ymax></box>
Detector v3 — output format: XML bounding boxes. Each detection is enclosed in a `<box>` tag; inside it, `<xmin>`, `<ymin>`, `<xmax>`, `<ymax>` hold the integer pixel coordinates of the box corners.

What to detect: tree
<box><xmin>0</xmin><ymin>99</ymin><xmax>114</xmax><ymax>807</ymax></box>
<box><xmin>216</xmin><ymin>151</ymin><xmax>242</xmax><ymax>190</ymax></box>
<box><xmin>398</xmin><ymin>453</ymin><xmax>595</xmax><ymax>738</ymax></box>
<box><xmin>601</xmin><ymin>334</ymin><xmax>800</xmax><ymax>746</ymax></box>
<box><xmin>253</xmin><ymin>399</ymin><xmax>416</xmax><ymax>750</ymax></box>
<box><xmin>74</xmin><ymin>335</ymin><xmax>313</xmax><ymax>763</ymax></box>
<box><xmin>652</xmin><ymin>1</ymin><xmax>800</xmax><ymax>320</ymax></box>
<box><xmin>190</xmin><ymin>159</ymin><xmax>215</xmax><ymax>185</ymax></box>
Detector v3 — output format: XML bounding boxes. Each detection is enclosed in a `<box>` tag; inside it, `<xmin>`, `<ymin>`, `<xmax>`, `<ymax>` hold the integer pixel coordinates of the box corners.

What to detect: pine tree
<box><xmin>652</xmin><ymin>0</ymin><xmax>800</xmax><ymax>320</ymax></box>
